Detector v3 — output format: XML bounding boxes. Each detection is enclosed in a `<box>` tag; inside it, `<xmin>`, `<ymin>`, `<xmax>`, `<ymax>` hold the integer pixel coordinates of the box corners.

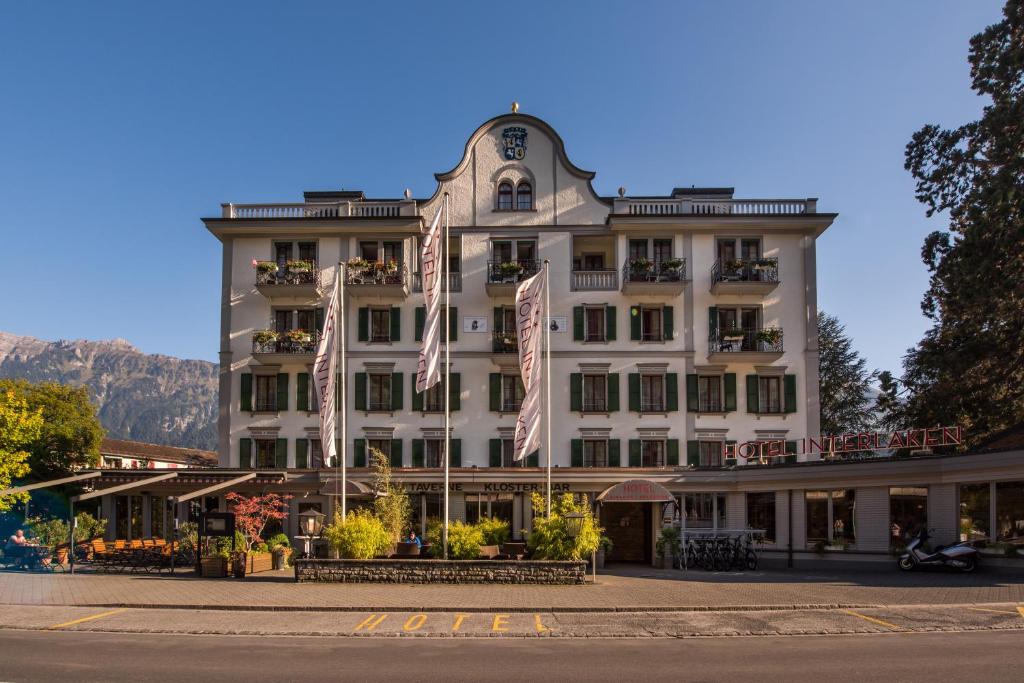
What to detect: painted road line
<box><xmin>491</xmin><ymin>614</ymin><xmax>510</xmax><ymax>632</ymax></box>
<box><xmin>840</xmin><ymin>609</ymin><xmax>902</xmax><ymax>630</ymax></box>
<box><xmin>352</xmin><ymin>614</ymin><xmax>388</xmax><ymax>632</ymax></box>
<box><xmin>534</xmin><ymin>614</ymin><xmax>551</xmax><ymax>633</ymax></box>
<box><xmin>47</xmin><ymin>609</ymin><xmax>125</xmax><ymax>631</ymax></box>
<box><xmin>451</xmin><ymin>613</ymin><xmax>470</xmax><ymax>632</ymax></box>
<box><xmin>966</xmin><ymin>607</ymin><xmax>1020</xmax><ymax>615</ymax></box>
<box><xmin>1018</xmin><ymin>606</ymin><xmax>1024</xmax><ymax>619</ymax></box>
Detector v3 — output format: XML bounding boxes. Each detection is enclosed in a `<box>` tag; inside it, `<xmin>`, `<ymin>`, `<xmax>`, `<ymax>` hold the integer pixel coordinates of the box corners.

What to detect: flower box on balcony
<box><xmin>286</xmin><ymin>260</ymin><xmax>314</xmax><ymax>274</ymax></box>
<box><xmin>253</xmin><ymin>330</ymin><xmax>279</xmax><ymax>345</ymax></box>
<box><xmin>256</xmin><ymin>261</ymin><xmax>279</xmax><ymax>274</ymax></box>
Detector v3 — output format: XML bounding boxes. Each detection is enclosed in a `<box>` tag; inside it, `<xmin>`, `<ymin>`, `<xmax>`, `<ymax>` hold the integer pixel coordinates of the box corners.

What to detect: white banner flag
<box><xmin>512</xmin><ymin>268</ymin><xmax>546</xmax><ymax>461</ymax></box>
<box><xmin>312</xmin><ymin>269</ymin><xmax>340</xmax><ymax>467</ymax></box>
<box><xmin>415</xmin><ymin>205</ymin><xmax>445</xmax><ymax>393</ymax></box>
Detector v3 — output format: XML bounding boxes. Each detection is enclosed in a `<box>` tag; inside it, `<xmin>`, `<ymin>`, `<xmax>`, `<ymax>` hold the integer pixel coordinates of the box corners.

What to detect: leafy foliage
<box><xmin>370</xmin><ymin>448</ymin><xmax>411</xmax><ymax>543</ymax></box>
<box><xmin>72</xmin><ymin>512</ymin><xmax>107</xmax><ymax>543</ymax></box>
<box><xmin>29</xmin><ymin>517</ymin><xmax>69</xmax><ymax>547</ymax></box>
<box><xmin>817</xmin><ymin>311</ymin><xmax>878</xmax><ymax>435</ymax></box>
<box><xmin>900</xmin><ymin>1</ymin><xmax>1024</xmax><ymax>447</ymax></box>
<box><xmin>0</xmin><ymin>389</ymin><xmax>42</xmax><ymax>511</ymax></box>
<box><xmin>527</xmin><ymin>493</ymin><xmax>602</xmax><ymax>560</ymax></box>
<box><xmin>445</xmin><ymin>521</ymin><xmax>485</xmax><ymax>559</ymax></box>
<box><xmin>266</xmin><ymin>532</ymin><xmax>290</xmax><ymax>550</ymax></box>
<box><xmin>323</xmin><ymin>510</ymin><xmax>392</xmax><ymax>559</ymax></box>
<box><xmin>225</xmin><ymin>492</ymin><xmax>292</xmax><ymax>552</ymax></box>
<box><xmin>655</xmin><ymin>526</ymin><xmax>681</xmax><ymax>560</ymax></box>
<box><xmin>476</xmin><ymin>517</ymin><xmax>511</xmax><ymax>546</ymax></box>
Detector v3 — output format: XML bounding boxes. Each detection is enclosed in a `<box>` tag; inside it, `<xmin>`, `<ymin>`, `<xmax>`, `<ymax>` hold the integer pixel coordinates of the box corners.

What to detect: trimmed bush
<box><xmin>527</xmin><ymin>493</ymin><xmax>602</xmax><ymax>560</ymax></box>
<box><xmin>446</xmin><ymin>521</ymin><xmax>484</xmax><ymax>560</ymax></box>
<box><xmin>323</xmin><ymin>510</ymin><xmax>392</xmax><ymax>560</ymax></box>
<box><xmin>477</xmin><ymin>517</ymin><xmax>511</xmax><ymax>546</ymax></box>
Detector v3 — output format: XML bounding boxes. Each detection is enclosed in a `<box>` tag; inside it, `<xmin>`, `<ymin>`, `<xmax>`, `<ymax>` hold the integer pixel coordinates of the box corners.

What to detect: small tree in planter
<box><xmin>527</xmin><ymin>492</ymin><xmax>602</xmax><ymax>560</ymax></box>
<box><xmin>371</xmin><ymin>448</ymin><xmax>411</xmax><ymax>545</ymax></box>
<box><xmin>655</xmin><ymin>527</ymin><xmax>681</xmax><ymax>569</ymax></box>
<box><xmin>323</xmin><ymin>509</ymin><xmax>391</xmax><ymax>559</ymax></box>
<box><xmin>225</xmin><ymin>491</ymin><xmax>292</xmax><ymax>575</ymax></box>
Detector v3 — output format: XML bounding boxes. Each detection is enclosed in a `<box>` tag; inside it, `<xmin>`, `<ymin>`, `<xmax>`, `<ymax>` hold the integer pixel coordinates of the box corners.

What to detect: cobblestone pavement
<box><xmin>1</xmin><ymin>565</ymin><xmax>1022</xmax><ymax>612</ymax></box>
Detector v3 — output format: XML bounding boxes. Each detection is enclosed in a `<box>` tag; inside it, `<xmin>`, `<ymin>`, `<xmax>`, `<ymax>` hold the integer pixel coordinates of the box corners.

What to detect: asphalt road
<box><xmin>1</xmin><ymin>630</ymin><xmax>1022</xmax><ymax>682</ymax></box>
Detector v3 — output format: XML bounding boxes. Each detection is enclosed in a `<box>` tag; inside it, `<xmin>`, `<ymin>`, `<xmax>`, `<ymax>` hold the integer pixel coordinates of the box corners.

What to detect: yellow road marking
<box><xmin>534</xmin><ymin>614</ymin><xmax>551</xmax><ymax>633</ymax></box>
<box><xmin>451</xmin><ymin>614</ymin><xmax>469</xmax><ymax>632</ymax></box>
<box><xmin>1017</xmin><ymin>606</ymin><xmax>1024</xmax><ymax>620</ymax></box>
<box><xmin>967</xmin><ymin>607</ymin><xmax>1020</xmax><ymax>615</ymax></box>
<box><xmin>353</xmin><ymin>613</ymin><xmax>388</xmax><ymax>632</ymax></box>
<box><xmin>492</xmin><ymin>614</ymin><xmax>510</xmax><ymax>632</ymax></box>
<box><xmin>403</xmin><ymin>614</ymin><xmax>427</xmax><ymax>632</ymax></box>
<box><xmin>47</xmin><ymin>609</ymin><xmax>125</xmax><ymax>630</ymax></box>
<box><xmin>840</xmin><ymin>609</ymin><xmax>901</xmax><ymax>630</ymax></box>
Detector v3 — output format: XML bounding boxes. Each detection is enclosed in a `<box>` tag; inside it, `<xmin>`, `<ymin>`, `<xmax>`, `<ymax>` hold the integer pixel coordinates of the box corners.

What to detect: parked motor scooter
<box><xmin>897</xmin><ymin>528</ymin><xmax>979</xmax><ymax>573</ymax></box>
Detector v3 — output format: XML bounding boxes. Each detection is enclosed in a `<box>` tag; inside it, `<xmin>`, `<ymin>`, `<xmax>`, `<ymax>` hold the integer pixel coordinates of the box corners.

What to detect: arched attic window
<box><xmin>516</xmin><ymin>181</ymin><xmax>533</xmax><ymax>210</ymax></box>
<box><xmin>497</xmin><ymin>182</ymin><xmax>513</xmax><ymax>210</ymax></box>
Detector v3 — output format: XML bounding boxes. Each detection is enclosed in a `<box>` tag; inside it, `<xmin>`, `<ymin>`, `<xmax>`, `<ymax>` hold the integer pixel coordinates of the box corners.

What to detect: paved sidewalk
<box><xmin>1</xmin><ymin>565</ymin><xmax>1022</xmax><ymax>612</ymax></box>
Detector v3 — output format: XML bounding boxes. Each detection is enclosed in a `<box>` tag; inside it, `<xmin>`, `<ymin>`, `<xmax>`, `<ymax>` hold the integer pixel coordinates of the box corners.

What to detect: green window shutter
<box><xmin>415</xmin><ymin>307</ymin><xmax>425</xmax><ymax>342</ymax></box>
<box><xmin>628</xmin><ymin>440</ymin><xmax>641</xmax><ymax>467</ymax></box>
<box><xmin>357</xmin><ymin>307</ymin><xmax>369</xmax><ymax>342</ymax></box>
<box><xmin>275</xmin><ymin>438</ymin><xmax>288</xmax><ymax>468</ymax></box>
<box><xmin>573</xmin><ymin>306</ymin><xmax>584</xmax><ymax>341</ymax></box>
<box><xmin>390</xmin><ymin>439</ymin><xmax>403</xmax><ymax>468</ymax></box>
<box><xmin>724</xmin><ymin>373</ymin><xmax>737</xmax><ymax>412</ymax></box>
<box><xmin>663</xmin><ymin>306</ymin><xmax>674</xmax><ymax>341</ymax></box>
<box><xmin>276</xmin><ymin>373</ymin><xmax>289</xmax><ymax>411</ymax></box>
<box><xmin>489</xmin><ymin>439</ymin><xmax>502</xmax><ymax>467</ymax></box>
<box><xmin>240</xmin><ymin>373</ymin><xmax>252</xmax><ymax>412</ymax></box>
<box><xmin>450</xmin><ymin>439</ymin><xmax>461</xmax><ymax>467</ymax></box>
<box><xmin>297</xmin><ymin>373</ymin><xmax>309</xmax><ymax>412</ymax></box>
<box><xmin>489</xmin><ymin>373</ymin><xmax>501</xmax><ymax>412</ymax></box>
<box><xmin>687</xmin><ymin>441</ymin><xmax>700</xmax><ymax>467</ymax></box>
<box><xmin>391</xmin><ymin>372</ymin><xmax>403</xmax><ymax>411</ymax></box>
<box><xmin>316</xmin><ymin>307</ymin><xmax>325</xmax><ymax>334</ymax></box>
<box><xmin>527</xmin><ymin>450</ymin><xmax>539</xmax><ymax>467</ymax></box>
<box><xmin>607</xmin><ymin>373</ymin><xmax>620</xmax><ymax>412</ymax></box>
<box><xmin>493</xmin><ymin>307</ymin><xmax>504</xmax><ymax>333</ymax></box>
<box><xmin>746</xmin><ymin>374</ymin><xmax>759</xmax><ymax>413</ymax></box>
<box><xmin>354</xmin><ymin>439</ymin><xmax>366</xmax><ymax>467</ymax></box>
<box><xmin>608</xmin><ymin>439</ymin><xmax>621</xmax><ymax>467</ymax></box>
<box><xmin>666</xmin><ymin>373</ymin><xmax>679</xmax><ymax>412</ymax></box>
<box><xmin>390</xmin><ymin>307</ymin><xmax>401</xmax><ymax>342</ymax></box>
<box><xmin>412</xmin><ymin>439</ymin><xmax>425</xmax><ymax>467</ymax></box>
<box><xmin>355</xmin><ymin>372</ymin><xmax>367</xmax><ymax>411</ymax></box>
<box><xmin>784</xmin><ymin>374</ymin><xmax>797</xmax><ymax>413</ymax></box>
<box><xmin>411</xmin><ymin>374</ymin><xmax>423</xmax><ymax>411</ymax></box>
<box><xmin>686</xmin><ymin>374</ymin><xmax>698</xmax><ymax>411</ymax></box>
<box><xmin>570</xmin><ymin>439</ymin><xmax>583</xmax><ymax>467</ymax></box>
<box><xmin>628</xmin><ymin>373</ymin><xmax>641</xmax><ymax>412</ymax></box>
<box><xmin>606</xmin><ymin>306</ymin><xmax>617</xmax><ymax>341</ymax></box>
<box><xmin>667</xmin><ymin>439</ymin><xmax>680</xmax><ymax>466</ymax></box>
<box><xmin>570</xmin><ymin>373</ymin><xmax>583</xmax><ymax>412</ymax></box>
<box><xmin>239</xmin><ymin>438</ymin><xmax>252</xmax><ymax>469</ymax></box>
<box><xmin>448</xmin><ymin>307</ymin><xmax>458</xmax><ymax>342</ymax></box>
<box><xmin>449</xmin><ymin>373</ymin><xmax>461</xmax><ymax>411</ymax></box>
<box><xmin>630</xmin><ymin>306</ymin><xmax>641</xmax><ymax>340</ymax></box>
<box><xmin>295</xmin><ymin>439</ymin><xmax>308</xmax><ymax>469</ymax></box>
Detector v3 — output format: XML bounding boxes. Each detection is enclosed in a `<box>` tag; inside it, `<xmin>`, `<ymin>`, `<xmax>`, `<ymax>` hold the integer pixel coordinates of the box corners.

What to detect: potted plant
<box><xmin>225</xmin><ymin>492</ymin><xmax>292</xmax><ymax>576</ymax></box>
<box><xmin>200</xmin><ymin>552</ymin><xmax>229</xmax><ymax>577</ymax></box>
<box><xmin>498</xmin><ymin>261</ymin><xmax>524</xmax><ymax>281</ymax></box>
<box><xmin>285</xmin><ymin>329</ymin><xmax>312</xmax><ymax>344</ymax></box>
<box><xmin>722</xmin><ymin>259</ymin><xmax>745</xmax><ymax>279</ymax></box>
<box><xmin>267</xmin><ymin>533</ymin><xmax>293</xmax><ymax>569</ymax></box>
<box><xmin>756</xmin><ymin>328</ymin><xmax>782</xmax><ymax>348</ymax></box>
<box><xmin>721</xmin><ymin>326</ymin><xmax>746</xmax><ymax>341</ymax></box>
<box><xmin>253</xmin><ymin>330</ymin><xmax>279</xmax><ymax>345</ymax></box>
<box><xmin>628</xmin><ymin>257</ymin><xmax>653</xmax><ymax>274</ymax></box>
<box><xmin>655</xmin><ymin>527</ymin><xmax>681</xmax><ymax>569</ymax></box>
<box><xmin>596</xmin><ymin>536</ymin><xmax>613</xmax><ymax>569</ymax></box>
<box><xmin>286</xmin><ymin>259</ymin><xmax>313</xmax><ymax>273</ymax></box>
<box><xmin>255</xmin><ymin>261</ymin><xmax>279</xmax><ymax>274</ymax></box>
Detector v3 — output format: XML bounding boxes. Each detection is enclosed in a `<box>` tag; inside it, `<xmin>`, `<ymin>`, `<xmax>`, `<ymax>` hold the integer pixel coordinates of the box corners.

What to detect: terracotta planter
<box><xmin>54</xmin><ymin>547</ymin><xmax>69</xmax><ymax>565</ymax></box>
<box><xmin>200</xmin><ymin>556</ymin><xmax>228</xmax><ymax>578</ymax></box>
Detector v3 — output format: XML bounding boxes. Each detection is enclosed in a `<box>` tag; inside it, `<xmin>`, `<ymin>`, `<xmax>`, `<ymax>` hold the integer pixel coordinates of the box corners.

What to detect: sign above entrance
<box><xmin>596</xmin><ymin>480</ymin><xmax>675</xmax><ymax>504</ymax></box>
<box><xmin>725</xmin><ymin>426</ymin><xmax>964</xmax><ymax>462</ymax></box>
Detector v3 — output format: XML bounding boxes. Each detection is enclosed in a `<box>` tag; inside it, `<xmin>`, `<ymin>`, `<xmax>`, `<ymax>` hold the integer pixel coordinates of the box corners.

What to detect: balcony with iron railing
<box><xmin>710</xmin><ymin>258</ymin><xmax>780</xmax><ymax>295</ymax></box>
<box><xmin>571</xmin><ymin>269</ymin><xmax>618</xmax><ymax>291</ymax></box>
<box><xmin>254</xmin><ymin>260</ymin><xmax>321</xmax><ymax>298</ymax></box>
<box><xmin>345</xmin><ymin>260</ymin><xmax>409</xmax><ymax>299</ymax></box>
<box><xmin>485</xmin><ymin>260</ymin><xmax>541</xmax><ymax>297</ymax></box>
<box><xmin>621</xmin><ymin>258</ymin><xmax>688</xmax><ymax>295</ymax></box>
<box><xmin>708</xmin><ymin>327</ymin><xmax>784</xmax><ymax>361</ymax></box>
<box><xmin>492</xmin><ymin>331</ymin><xmax>519</xmax><ymax>355</ymax></box>
<box><xmin>611</xmin><ymin>197</ymin><xmax>818</xmax><ymax>216</ymax></box>
<box><xmin>412</xmin><ymin>271</ymin><xmax>462</xmax><ymax>293</ymax></box>
<box><xmin>251</xmin><ymin>329</ymin><xmax>320</xmax><ymax>362</ymax></box>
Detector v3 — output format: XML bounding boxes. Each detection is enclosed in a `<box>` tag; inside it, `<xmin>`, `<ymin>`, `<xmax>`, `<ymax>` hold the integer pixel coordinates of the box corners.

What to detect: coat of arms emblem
<box><xmin>502</xmin><ymin>127</ymin><xmax>527</xmax><ymax>160</ymax></box>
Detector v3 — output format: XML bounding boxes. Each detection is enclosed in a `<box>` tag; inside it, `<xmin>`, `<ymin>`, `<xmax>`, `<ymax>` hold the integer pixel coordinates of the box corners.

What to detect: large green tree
<box><xmin>818</xmin><ymin>311</ymin><xmax>878</xmax><ymax>435</ymax></box>
<box><xmin>0</xmin><ymin>389</ymin><xmax>43</xmax><ymax>511</ymax></box>
<box><xmin>0</xmin><ymin>379</ymin><xmax>104</xmax><ymax>480</ymax></box>
<box><xmin>901</xmin><ymin>0</ymin><xmax>1024</xmax><ymax>448</ymax></box>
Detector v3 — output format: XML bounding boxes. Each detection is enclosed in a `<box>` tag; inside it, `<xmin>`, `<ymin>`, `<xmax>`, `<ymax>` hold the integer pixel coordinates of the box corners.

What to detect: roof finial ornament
<box><xmin>618</xmin><ymin>186</ymin><xmax>626</xmax><ymax>198</ymax></box>
<box><xmin>511</xmin><ymin>101</ymin><xmax>519</xmax><ymax>114</ymax></box>
<box><xmin>403</xmin><ymin>188</ymin><xmax>411</xmax><ymax>199</ymax></box>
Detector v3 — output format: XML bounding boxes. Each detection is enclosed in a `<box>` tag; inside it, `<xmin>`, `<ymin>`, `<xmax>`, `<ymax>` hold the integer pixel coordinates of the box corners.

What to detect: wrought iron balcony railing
<box><xmin>710</xmin><ymin>258</ymin><xmax>779</xmax><ymax>284</ymax></box>
<box><xmin>708</xmin><ymin>327</ymin><xmax>784</xmax><ymax>353</ymax></box>
<box><xmin>486</xmin><ymin>259</ymin><xmax>541</xmax><ymax>284</ymax></box>
<box><xmin>254</xmin><ymin>260</ymin><xmax>319</xmax><ymax>286</ymax></box>
<box><xmin>492</xmin><ymin>331</ymin><xmax>519</xmax><ymax>354</ymax></box>
<box><xmin>622</xmin><ymin>258</ymin><xmax>687</xmax><ymax>283</ymax></box>
<box><xmin>252</xmin><ymin>330</ymin><xmax>320</xmax><ymax>355</ymax></box>
<box><xmin>345</xmin><ymin>262</ymin><xmax>408</xmax><ymax>286</ymax></box>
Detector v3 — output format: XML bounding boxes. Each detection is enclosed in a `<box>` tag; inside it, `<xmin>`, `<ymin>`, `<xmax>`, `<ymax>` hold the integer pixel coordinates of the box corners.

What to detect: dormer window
<box><xmin>516</xmin><ymin>182</ymin><xmax>533</xmax><ymax>210</ymax></box>
<box><xmin>498</xmin><ymin>182</ymin><xmax>514</xmax><ymax>210</ymax></box>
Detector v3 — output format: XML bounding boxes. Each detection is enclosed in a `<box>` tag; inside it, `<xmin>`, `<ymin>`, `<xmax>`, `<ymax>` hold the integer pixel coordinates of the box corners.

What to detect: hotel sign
<box><xmin>596</xmin><ymin>480</ymin><xmax>675</xmax><ymax>503</ymax></box>
<box><xmin>725</xmin><ymin>426</ymin><xmax>964</xmax><ymax>461</ymax></box>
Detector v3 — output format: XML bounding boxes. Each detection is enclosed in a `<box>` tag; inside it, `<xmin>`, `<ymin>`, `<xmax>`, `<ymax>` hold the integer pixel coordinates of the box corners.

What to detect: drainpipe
<box><xmin>787</xmin><ymin>489</ymin><xmax>793</xmax><ymax>569</ymax></box>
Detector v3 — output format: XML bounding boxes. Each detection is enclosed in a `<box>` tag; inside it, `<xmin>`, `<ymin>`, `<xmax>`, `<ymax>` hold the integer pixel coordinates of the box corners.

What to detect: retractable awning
<box><xmin>70</xmin><ymin>472</ymin><xmax>179</xmax><ymax>502</ymax></box>
<box><xmin>318</xmin><ymin>480</ymin><xmax>372</xmax><ymax>496</ymax></box>
<box><xmin>0</xmin><ymin>471</ymin><xmax>101</xmax><ymax>497</ymax></box>
<box><xmin>596</xmin><ymin>479</ymin><xmax>676</xmax><ymax>504</ymax></box>
<box><xmin>171</xmin><ymin>472</ymin><xmax>257</xmax><ymax>504</ymax></box>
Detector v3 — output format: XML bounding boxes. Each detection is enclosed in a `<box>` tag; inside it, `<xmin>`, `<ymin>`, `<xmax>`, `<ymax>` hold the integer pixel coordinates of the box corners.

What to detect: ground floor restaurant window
<box><xmin>805</xmin><ymin>489</ymin><xmax>856</xmax><ymax>548</ymax></box>
<box><xmin>890</xmin><ymin>486</ymin><xmax>927</xmax><ymax>550</ymax></box>
<box><xmin>997</xmin><ymin>481</ymin><xmax>1024</xmax><ymax>543</ymax></box>
<box><xmin>465</xmin><ymin>493</ymin><xmax>514</xmax><ymax>526</ymax></box>
<box><xmin>746</xmin><ymin>492</ymin><xmax>776</xmax><ymax>543</ymax></box>
<box><xmin>410</xmin><ymin>494</ymin><xmax>444</xmax><ymax>538</ymax></box>
<box><xmin>959</xmin><ymin>483</ymin><xmax>990</xmax><ymax>542</ymax></box>
<box><xmin>684</xmin><ymin>493</ymin><xmax>726</xmax><ymax>529</ymax></box>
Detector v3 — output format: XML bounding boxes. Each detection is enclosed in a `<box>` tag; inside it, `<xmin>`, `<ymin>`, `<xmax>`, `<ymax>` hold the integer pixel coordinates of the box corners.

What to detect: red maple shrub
<box><xmin>225</xmin><ymin>492</ymin><xmax>292</xmax><ymax>552</ymax></box>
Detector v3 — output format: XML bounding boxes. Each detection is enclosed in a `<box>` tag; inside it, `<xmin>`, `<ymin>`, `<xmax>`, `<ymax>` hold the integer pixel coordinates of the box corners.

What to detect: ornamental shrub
<box><xmin>266</xmin><ymin>533</ymin><xmax>290</xmax><ymax>550</ymax></box>
<box><xmin>476</xmin><ymin>517</ymin><xmax>511</xmax><ymax>546</ymax></box>
<box><xmin>527</xmin><ymin>493</ymin><xmax>602</xmax><ymax>560</ymax></box>
<box><xmin>446</xmin><ymin>520</ymin><xmax>484</xmax><ymax>560</ymax></box>
<box><xmin>323</xmin><ymin>510</ymin><xmax>391</xmax><ymax>560</ymax></box>
<box><xmin>29</xmin><ymin>517</ymin><xmax>69</xmax><ymax>548</ymax></box>
<box><xmin>73</xmin><ymin>512</ymin><xmax>106</xmax><ymax>543</ymax></box>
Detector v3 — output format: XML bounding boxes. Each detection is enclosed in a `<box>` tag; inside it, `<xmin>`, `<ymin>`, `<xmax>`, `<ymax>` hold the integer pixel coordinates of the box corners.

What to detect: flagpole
<box><xmin>442</xmin><ymin>192</ymin><xmax>451</xmax><ymax>560</ymax></box>
<box><xmin>544</xmin><ymin>259</ymin><xmax>551</xmax><ymax>518</ymax></box>
<box><xmin>339</xmin><ymin>261</ymin><xmax>347</xmax><ymax>519</ymax></box>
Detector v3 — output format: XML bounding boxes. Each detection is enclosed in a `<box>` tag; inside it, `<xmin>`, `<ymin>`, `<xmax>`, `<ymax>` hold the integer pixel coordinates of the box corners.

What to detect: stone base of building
<box><xmin>294</xmin><ymin>558</ymin><xmax>587</xmax><ymax>584</ymax></box>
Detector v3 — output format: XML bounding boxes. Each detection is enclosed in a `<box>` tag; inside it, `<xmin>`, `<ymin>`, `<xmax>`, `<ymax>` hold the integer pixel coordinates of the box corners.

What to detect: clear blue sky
<box><xmin>0</xmin><ymin>1</ymin><xmax>1003</xmax><ymax>374</ymax></box>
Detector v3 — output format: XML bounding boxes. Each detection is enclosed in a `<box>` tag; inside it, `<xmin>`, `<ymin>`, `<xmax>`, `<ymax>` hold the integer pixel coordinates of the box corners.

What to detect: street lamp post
<box><xmin>563</xmin><ymin>511</ymin><xmax>595</xmax><ymax>584</ymax></box>
<box><xmin>296</xmin><ymin>509</ymin><xmax>326</xmax><ymax>559</ymax></box>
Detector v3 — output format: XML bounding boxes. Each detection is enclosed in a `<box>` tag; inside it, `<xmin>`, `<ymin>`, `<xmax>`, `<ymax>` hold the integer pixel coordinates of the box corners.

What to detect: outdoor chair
<box><xmin>500</xmin><ymin>542</ymin><xmax>527</xmax><ymax>560</ymax></box>
<box><xmin>394</xmin><ymin>542</ymin><xmax>420</xmax><ymax>558</ymax></box>
<box><xmin>1</xmin><ymin>546</ymin><xmax>27</xmax><ymax>570</ymax></box>
<box><xmin>478</xmin><ymin>545</ymin><xmax>500</xmax><ymax>559</ymax></box>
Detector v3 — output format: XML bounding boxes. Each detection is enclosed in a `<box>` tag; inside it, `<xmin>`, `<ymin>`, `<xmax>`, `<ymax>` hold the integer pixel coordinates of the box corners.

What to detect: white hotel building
<box><xmin>88</xmin><ymin>109</ymin><xmax>1024</xmax><ymax>567</ymax></box>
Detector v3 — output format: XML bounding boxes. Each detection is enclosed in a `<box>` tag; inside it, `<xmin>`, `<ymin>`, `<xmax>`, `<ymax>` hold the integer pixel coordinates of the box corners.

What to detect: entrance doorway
<box><xmin>600</xmin><ymin>502</ymin><xmax>652</xmax><ymax>563</ymax></box>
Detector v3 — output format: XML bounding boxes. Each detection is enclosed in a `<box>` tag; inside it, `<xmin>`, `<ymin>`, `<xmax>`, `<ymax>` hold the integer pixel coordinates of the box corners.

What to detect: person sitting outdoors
<box><xmin>6</xmin><ymin>529</ymin><xmax>28</xmax><ymax>550</ymax></box>
<box><xmin>406</xmin><ymin>530</ymin><xmax>421</xmax><ymax>548</ymax></box>
<box><xmin>4</xmin><ymin>530</ymin><xmax>28</xmax><ymax>569</ymax></box>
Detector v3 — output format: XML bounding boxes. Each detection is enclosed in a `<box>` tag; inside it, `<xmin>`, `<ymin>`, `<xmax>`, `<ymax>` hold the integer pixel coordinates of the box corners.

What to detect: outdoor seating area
<box><xmin>83</xmin><ymin>537</ymin><xmax>190</xmax><ymax>574</ymax></box>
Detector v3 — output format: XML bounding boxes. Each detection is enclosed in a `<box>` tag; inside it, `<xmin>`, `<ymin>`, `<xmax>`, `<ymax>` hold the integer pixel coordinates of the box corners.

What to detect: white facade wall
<box><xmin>854</xmin><ymin>486</ymin><xmax>891</xmax><ymax>552</ymax></box>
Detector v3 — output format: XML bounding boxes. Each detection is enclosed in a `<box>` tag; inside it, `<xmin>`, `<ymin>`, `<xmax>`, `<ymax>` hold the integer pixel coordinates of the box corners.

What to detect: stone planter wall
<box><xmin>295</xmin><ymin>558</ymin><xmax>587</xmax><ymax>584</ymax></box>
